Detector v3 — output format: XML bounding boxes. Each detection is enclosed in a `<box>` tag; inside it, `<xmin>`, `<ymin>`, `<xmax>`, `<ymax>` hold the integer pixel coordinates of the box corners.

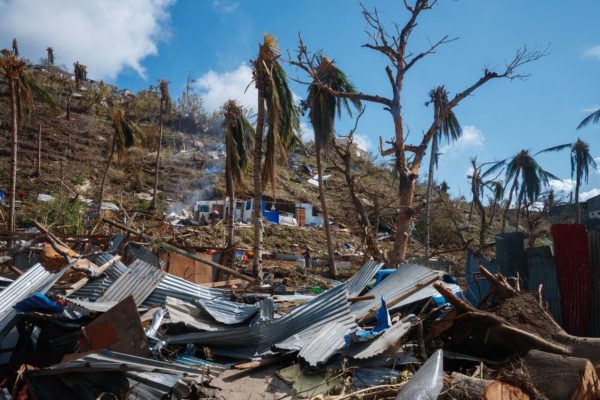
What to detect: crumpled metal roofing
<box><xmin>68</xmin><ymin>254</ymin><xmax>128</xmax><ymax>301</ymax></box>
<box><xmin>195</xmin><ymin>298</ymin><xmax>261</xmax><ymax>325</ymax></box>
<box><xmin>346</xmin><ymin>260</ymin><xmax>384</xmax><ymax>298</ymax></box>
<box><xmin>142</xmin><ymin>273</ymin><xmax>229</xmax><ymax>307</ymax></box>
<box><xmin>0</xmin><ymin>263</ymin><xmax>66</xmax><ymax>340</ymax></box>
<box><xmin>166</xmin><ymin>297</ymin><xmax>227</xmax><ymax>331</ymax></box>
<box><xmin>64</xmin><ymin>298</ymin><xmax>120</xmax><ymax>313</ymax></box>
<box><xmin>26</xmin><ymin>349</ymin><xmax>223</xmax><ymax>400</ymax></box>
<box><xmin>390</xmin><ymin>282</ymin><xmax>461</xmax><ymax>311</ymax></box>
<box><xmin>167</xmin><ymin>283</ymin><xmax>357</xmax><ymax>359</ymax></box>
<box><xmin>98</xmin><ymin>259</ymin><xmax>165</xmax><ymax>305</ymax></box>
<box><xmin>350</xmin><ymin>263</ymin><xmax>442</xmax><ymax>319</ymax></box>
<box><xmin>343</xmin><ymin>316</ymin><xmax>414</xmax><ymax>360</ymax></box>
<box><xmin>298</xmin><ymin>322</ymin><xmax>350</xmax><ymax>367</ymax></box>
<box><xmin>125</xmin><ymin>242</ymin><xmax>162</xmax><ymax>266</ymax></box>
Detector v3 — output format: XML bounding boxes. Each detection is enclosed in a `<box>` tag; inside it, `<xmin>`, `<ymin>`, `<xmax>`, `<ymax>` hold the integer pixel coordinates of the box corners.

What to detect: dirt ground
<box><xmin>211</xmin><ymin>366</ymin><xmax>294</xmax><ymax>400</ymax></box>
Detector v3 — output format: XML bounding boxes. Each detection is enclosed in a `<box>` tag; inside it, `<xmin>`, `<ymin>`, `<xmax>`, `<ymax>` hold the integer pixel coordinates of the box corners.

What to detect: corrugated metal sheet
<box><xmin>464</xmin><ymin>251</ymin><xmax>496</xmax><ymax>305</ymax></box>
<box><xmin>298</xmin><ymin>322</ymin><xmax>349</xmax><ymax>367</ymax></box>
<box><xmin>525</xmin><ymin>246</ymin><xmax>562</xmax><ymax>324</ymax></box>
<box><xmin>390</xmin><ymin>282</ymin><xmax>461</xmax><ymax>311</ymax></box>
<box><xmin>64</xmin><ymin>298</ymin><xmax>120</xmax><ymax>313</ymax></box>
<box><xmin>166</xmin><ymin>297</ymin><xmax>227</xmax><ymax>331</ymax></box>
<box><xmin>551</xmin><ymin>224</ymin><xmax>591</xmax><ymax>336</ymax></box>
<box><xmin>69</xmin><ymin>254</ymin><xmax>128</xmax><ymax>301</ymax></box>
<box><xmin>589</xmin><ymin>232</ymin><xmax>600</xmax><ymax>336</ymax></box>
<box><xmin>167</xmin><ymin>283</ymin><xmax>356</xmax><ymax>359</ymax></box>
<box><xmin>98</xmin><ymin>259</ymin><xmax>165</xmax><ymax>305</ymax></box>
<box><xmin>142</xmin><ymin>273</ymin><xmax>229</xmax><ymax>307</ymax></box>
<box><xmin>495</xmin><ymin>232</ymin><xmax>526</xmax><ymax>282</ymax></box>
<box><xmin>349</xmin><ymin>263</ymin><xmax>441</xmax><ymax>319</ymax></box>
<box><xmin>343</xmin><ymin>316</ymin><xmax>414</xmax><ymax>360</ymax></box>
<box><xmin>0</xmin><ymin>263</ymin><xmax>66</xmax><ymax>340</ymax></box>
<box><xmin>26</xmin><ymin>349</ymin><xmax>221</xmax><ymax>400</ymax></box>
<box><xmin>346</xmin><ymin>260</ymin><xmax>384</xmax><ymax>298</ymax></box>
<box><xmin>195</xmin><ymin>298</ymin><xmax>260</xmax><ymax>325</ymax></box>
<box><xmin>125</xmin><ymin>243</ymin><xmax>161</xmax><ymax>266</ymax></box>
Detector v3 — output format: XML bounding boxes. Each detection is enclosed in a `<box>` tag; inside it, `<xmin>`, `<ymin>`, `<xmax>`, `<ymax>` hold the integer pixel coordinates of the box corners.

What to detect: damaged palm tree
<box><xmin>306</xmin><ymin>55</ymin><xmax>361</xmax><ymax>277</ymax></box>
<box><xmin>424</xmin><ymin>86</ymin><xmax>461</xmax><ymax>257</ymax></box>
<box><xmin>150</xmin><ymin>79</ymin><xmax>171</xmax><ymax>211</ymax></box>
<box><xmin>66</xmin><ymin>62</ymin><xmax>87</xmax><ymax>120</ymax></box>
<box><xmin>223</xmin><ymin>100</ymin><xmax>254</xmax><ymax>249</ymax></box>
<box><xmin>0</xmin><ymin>50</ymin><xmax>55</xmax><ymax>232</ymax></box>
<box><xmin>570</xmin><ymin>139</ymin><xmax>596</xmax><ymax>223</ymax></box>
<box><xmin>251</xmin><ymin>34</ymin><xmax>299</xmax><ymax>281</ymax></box>
<box><xmin>97</xmin><ymin>109</ymin><xmax>145</xmax><ymax>211</ymax></box>
<box><xmin>291</xmin><ymin>1</ymin><xmax>547</xmax><ymax>265</ymax></box>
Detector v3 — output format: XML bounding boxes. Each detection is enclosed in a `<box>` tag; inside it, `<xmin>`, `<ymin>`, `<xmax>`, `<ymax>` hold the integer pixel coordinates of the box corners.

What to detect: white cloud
<box><xmin>581</xmin><ymin>188</ymin><xmax>600</xmax><ymax>201</ymax></box>
<box><xmin>549</xmin><ymin>178</ymin><xmax>575</xmax><ymax>194</ymax></box>
<box><xmin>354</xmin><ymin>133</ymin><xmax>372</xmax><ymax>151</ymax></box>
<box><xmin>584</xmin><ymin>45</ymin><xmax>600</xmax><ymax>60</ymax></box>
<box><xmin>439</xmin><ymin>125</ymin><xmax>484</xmax><ymax>157</ymax></box>
<box><xmin>548</xmin><ymin>179</ymin><xmax>600</xmax><ymax>201</ymax></box>
<box><xmin>0</xmin><ymin>0</ymin><xmax>174</xmax><ymax>80</ymax></box>
<box><xmin>196</xmin><ymin>63</ymin><xmax>257</xmax><ymax>113</ymax></box>
<box><xmin>299</xmin><ymin>121</ymin><xmax>314</xmax><ymax>143</ymax></box>
<box><xmin>212</xmin><ymin>0</ymin><xmax>239</xmax><ymax>13</ymax></box>
<box><xmin>595</xmin><ymin>157</ymin><xmax>600</xmax><ymax>175</ymax></box>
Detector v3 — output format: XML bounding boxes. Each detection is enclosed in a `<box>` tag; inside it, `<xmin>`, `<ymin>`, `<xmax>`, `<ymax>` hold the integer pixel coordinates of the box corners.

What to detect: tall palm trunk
<box><xmin>425</xmin><ymin>134</ymin><xmax>438</xmax><ymax>257</ymax></box>
<box><xmin>8</xmin><ymin>79</ymin><xmax>18</xmax><ymax>232</ymax></box>
<box><xmin>252</xmin><ymin>87</ymin><xmax>265</xmax><ymax>281</ymax></box>
<box><xmin>316</xmin><ymin>142</ymin><xmax>336</xmax><ymax>277</ymax></box>
<box><xmin>501</xmin><ymin>167</ymin><xmax>521</xmax><ymax>232</ymax></box>
<box><xmin>98</xmin><ymin>132</ymin><xmax>116</xmax><ymax>211</ymax></box>
<box><xmin>36</xmin><ymin>124</ymin><xmax>42</xmax><ymax>176</ymax></box>
<box><xmin>150</xmin><ymin>102</ymin><xmax>164</xmax><ymax>211</ymax></box>
<box><xmin>226</xmin><ymin>161</ymin><xmax>235</xmax><ymax>248</ymax></box>
<box><xmin>575</xmin><ymin>159</ymin><xmax>582</xmax><ymax>224</ymax></box>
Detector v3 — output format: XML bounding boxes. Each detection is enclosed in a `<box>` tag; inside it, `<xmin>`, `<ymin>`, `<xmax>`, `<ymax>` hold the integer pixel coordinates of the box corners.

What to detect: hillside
<box><xmin>0</xmin><ymin>62</ymin><xmax>538</xmax><ymax>264</ymax></box>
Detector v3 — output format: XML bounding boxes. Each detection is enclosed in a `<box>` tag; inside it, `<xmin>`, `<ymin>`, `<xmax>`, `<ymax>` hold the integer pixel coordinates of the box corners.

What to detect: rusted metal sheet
<box><xmin>525</xmin><ymin>246</ymin><xmax>562</xmax><ymax>324</ymax></box>
<box><xmin>551</xmin><ymin>224</ymin><xmax>591</xmax><ymax>336</ymax></box>
<box><xmin>589</xmin><ymin>232</ymin><xmax>600</xmax><ymax>336</ymax></box>
<box><xmin>495</xmin><ymin>232</ymin><xmax>526</xmax><ymax>284</ymax></box>
<box><xmin>78</xmin><ymin>296</ymin><xmax>149</xmax><ymax>357</ymax></box>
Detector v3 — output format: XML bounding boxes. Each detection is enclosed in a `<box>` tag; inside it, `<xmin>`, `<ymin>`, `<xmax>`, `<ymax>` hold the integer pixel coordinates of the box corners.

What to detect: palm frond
<box><xmin>578</xmin><ymin>108</ymin><xmax>600</xmax><ymax>129</ymax></box>
<box><xmin>535</xmin><ymin>143</ymin><xmax>570</xmax><ymax>155</ymax></box>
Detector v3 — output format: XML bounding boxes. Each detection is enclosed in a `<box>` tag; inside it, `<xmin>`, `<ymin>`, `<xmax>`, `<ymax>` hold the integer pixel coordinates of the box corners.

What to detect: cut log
<box><xmin>525</xmin><ymin>350</ymin><xmax>600</xmax><ymax>400</ymax></box>
<box><xmin>441</xmin><ymin>373</ymin><xmax>529</xmax><ymax>400</ymax></box>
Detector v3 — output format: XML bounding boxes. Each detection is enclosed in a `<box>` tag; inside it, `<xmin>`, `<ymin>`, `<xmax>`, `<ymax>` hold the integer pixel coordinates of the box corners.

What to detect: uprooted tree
<box><xmin>291</xmin><ymin>0</ymin><xmax>546</xmax><ymax>265</ymax></box>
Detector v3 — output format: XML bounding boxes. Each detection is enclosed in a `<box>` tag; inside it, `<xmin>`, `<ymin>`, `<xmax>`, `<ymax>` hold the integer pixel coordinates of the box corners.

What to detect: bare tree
<box><xmin>291</xmin><ymin>1</ymin><xmax>546</xmax><ymax>265</ymax></box>
<box><xmin>332</xmin><ymin>108</ymin><xmax>382</xmax><ymax>260</ymax></box>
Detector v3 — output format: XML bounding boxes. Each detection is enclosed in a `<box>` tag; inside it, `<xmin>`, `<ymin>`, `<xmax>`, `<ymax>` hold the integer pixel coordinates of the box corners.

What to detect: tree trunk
<box><xmin>225</xmin><ymin>161</ymin><xmax>235</xmax><ymax>248</ymax></box>
<box><xmin>36</xmin><ymin>123</ymin><xmax>42</xmax><ymax>177</ymax></box>
<box><xmin>441</xmin><ymin>373</ymin><xmax>529</xmax><ymax>400</ymax></box>
<box><xmin>337</xmin><ymin>144</ymin><xmax>380</xmax><ymax>260</ymax></box>
<box><xmin>425</xmin><ymin>134</ymin><xmax>438</xmax><ymax>258</ymax></box>
<box><xmin>252</xmin><ymin>87</ymin><xmax>265</xmax><ymax>282</ymax></box>
<box><xmin>471</xmin><ymin>171</ymin><xmax>487</xmax><ymax>252</ymax></box>
<box><xmin>98</xmin><ymin>132</ymin><xmax>116</xmax><ymax>211</ymax></box>
<box><xmin>150</xmin><ymin>102</ymin><xmax>164</xmax><ymax>211</ymax></box>
<box><xmin>502</xmin><ymin>169</ymin><xmax>520</xmax><ymax>233</ymax></box>
<box><xmin>392</xmin><ymin>172</ymin><xmax>415</xmax><ymax>266</ymax></box>
<box><xmin>575</xmin><ymin>160</ymin><xmax>582</xmax><ymax>224</ymax></box>
<box><xmin>316</xmin><ymin>142</ymin><xmax>336</xmax><ymax>277</ymax></box>
<box><xmin>8</xmin><ymin>79</ymin><xmax>18</xmax><ymax>232</ymax></box>
<box><xmin>525</xmin><ymin>350</ymin><xmax>600</xmax><ymax>400</ymax></box>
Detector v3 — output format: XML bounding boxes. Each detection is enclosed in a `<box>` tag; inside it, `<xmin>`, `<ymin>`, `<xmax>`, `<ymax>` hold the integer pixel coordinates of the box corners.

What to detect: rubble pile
<box><xmin>0</xmin><ymin>220</ymin><xmax>599</xmax><ymax>400</ymax></box>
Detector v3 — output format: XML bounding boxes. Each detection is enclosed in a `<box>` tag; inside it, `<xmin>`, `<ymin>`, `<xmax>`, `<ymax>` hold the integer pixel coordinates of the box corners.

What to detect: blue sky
<box><xmin>2</xmin><ymin>0</ymin><xmax>600</xmax><ymax>200</ymax></box>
